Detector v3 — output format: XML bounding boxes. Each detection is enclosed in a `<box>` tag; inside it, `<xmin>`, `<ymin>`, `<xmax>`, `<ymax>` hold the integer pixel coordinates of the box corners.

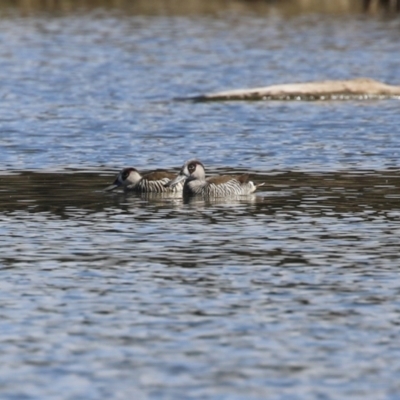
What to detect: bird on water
<box><xmin>166</xmin><ymin>159</ymin><xmax>263</xmax><ymax>197</ymax></box>
<box><xmin>105</xmin><ymin>167</ymin><xmax>184</xmax><ymax>193</ymax></box>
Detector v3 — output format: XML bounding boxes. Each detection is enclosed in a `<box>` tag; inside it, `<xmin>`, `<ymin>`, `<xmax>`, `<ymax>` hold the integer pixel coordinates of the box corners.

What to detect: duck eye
<box><xmin>188</xmin><ymin>163</ymin><xmax>196</xmax><ymax>173</ymax></box>
<box><xmin>122</xmin><ymin>171</ymin><xmax>129</xmax><ymax>180</ymax></box>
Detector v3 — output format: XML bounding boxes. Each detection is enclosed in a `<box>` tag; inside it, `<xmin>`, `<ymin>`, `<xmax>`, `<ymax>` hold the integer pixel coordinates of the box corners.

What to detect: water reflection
<box><xmin>1</xmin><ymin>169</ymin><xmax>400</xmax><ymax>399</ymax></box>
<box><xmin>1</xmin><ymin>169</ymin><xmax>400</xmax><ymax>216</ymax></box>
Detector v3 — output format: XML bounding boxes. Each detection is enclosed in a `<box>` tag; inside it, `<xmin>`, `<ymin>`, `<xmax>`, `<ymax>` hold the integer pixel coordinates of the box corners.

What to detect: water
<box><xmin>1</xmin><ymin>5</ymin><xmax>400</xmax><ymax>399</ymax></box>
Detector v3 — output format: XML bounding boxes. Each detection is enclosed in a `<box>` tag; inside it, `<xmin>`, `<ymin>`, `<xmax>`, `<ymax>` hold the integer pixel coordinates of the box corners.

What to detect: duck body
<box><xmin>106</xmin><ymin>167</ymin><xmax>184</xmax><ymax>193</ymax></box>
<box><xmin>184</xmin><ymin>173</ymin><xmax>256</xmax><ymax>196</ymax></box>
<box><xmin>168</xmin><ymin>159</ymin><xmax>262</xmax><ymax>197</ymax></box>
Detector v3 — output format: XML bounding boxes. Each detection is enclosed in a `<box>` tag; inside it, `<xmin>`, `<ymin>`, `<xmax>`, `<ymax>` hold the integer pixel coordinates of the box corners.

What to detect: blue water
<box><xmin>1</xmin><ymin>13</ymin><xmax>399</xmax><ymax>172</ymax></box>
<box><xmin>0</xmin><ymin>6</ymin><xmax>400</xmax><ymax>400</ymax></box>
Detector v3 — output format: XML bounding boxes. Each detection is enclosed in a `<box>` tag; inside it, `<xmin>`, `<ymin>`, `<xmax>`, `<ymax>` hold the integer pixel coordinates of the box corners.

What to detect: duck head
<box><xmin>166</xmin><ymin>159</ymin><xmax>205</xmax><ymax>188</ymax></box>
<box><xmin>105</xmin><ymin>167</ymin><xmax>142</xmax><ymax>191</ymax></box>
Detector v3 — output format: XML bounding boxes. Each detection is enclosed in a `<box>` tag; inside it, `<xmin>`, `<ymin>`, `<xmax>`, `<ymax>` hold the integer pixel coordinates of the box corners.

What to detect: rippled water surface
<box><xmin>1</xmin><ymin>4</ymin><xmax>400</xmax><ymax>399</ymax></box>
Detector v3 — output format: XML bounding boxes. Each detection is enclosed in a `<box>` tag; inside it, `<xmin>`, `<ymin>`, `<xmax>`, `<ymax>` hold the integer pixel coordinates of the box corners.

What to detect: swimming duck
<box><xmin>166</xmin><ymin>159</ymin><xmax>263</xmax><ymax>197</ymax></box>
<box><xmin>105</xmin><ymin>167</ymin><xmax>184</xmax><ymax>193</ymax></box>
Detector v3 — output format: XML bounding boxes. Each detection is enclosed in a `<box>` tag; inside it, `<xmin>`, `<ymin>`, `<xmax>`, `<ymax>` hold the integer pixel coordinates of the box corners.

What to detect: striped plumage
<box><xmin>167</xmin><ymin>159</ymin><xmax>263</xmax><ymax>197</ymax></box>
<box><xmin>105</xmin><ymin>167</ymin><xmax>184</xmax><ymax>193</ymax></box>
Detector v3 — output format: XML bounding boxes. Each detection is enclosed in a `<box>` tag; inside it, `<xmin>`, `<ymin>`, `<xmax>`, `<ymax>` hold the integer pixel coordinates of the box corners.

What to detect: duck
<box><xmin>105</xmin><ymin>167</ymin><xmax>184</xmax><ymax>193</ymax></box>
<box><xmin>166</xmin><ymin>159</ymin><xmax>263</xmax><ymax>197</ymax></box>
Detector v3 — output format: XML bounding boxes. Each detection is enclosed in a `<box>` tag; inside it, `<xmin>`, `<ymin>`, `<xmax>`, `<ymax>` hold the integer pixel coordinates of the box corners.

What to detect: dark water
<box><xmin>1</xmin><ymin>6</ymin><xmax>400</xmax><ymax>400</ymax></box>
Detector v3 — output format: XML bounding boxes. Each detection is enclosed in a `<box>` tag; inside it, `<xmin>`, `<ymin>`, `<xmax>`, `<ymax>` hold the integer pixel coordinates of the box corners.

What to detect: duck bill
<box><xmin>104</xmin><ymin>177</ymin><xmax>121</xmax><ymax>191</ymax></box>
<box><xmin>165</xmin><ymin>174</ymin><xmax>186</xmax><ymax>188</ymax></box>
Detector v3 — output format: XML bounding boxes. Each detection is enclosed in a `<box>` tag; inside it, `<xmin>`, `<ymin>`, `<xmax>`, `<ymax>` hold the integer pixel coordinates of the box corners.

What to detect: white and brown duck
<box><xmin>166</xmin><ymin>159</ymin><xmax>263</xmax><ymax>197</ymax></box>
<box><xmin>105</xmin><ymin>167</ymin><xmax>184</xmax><ymax>193</ymax></box>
